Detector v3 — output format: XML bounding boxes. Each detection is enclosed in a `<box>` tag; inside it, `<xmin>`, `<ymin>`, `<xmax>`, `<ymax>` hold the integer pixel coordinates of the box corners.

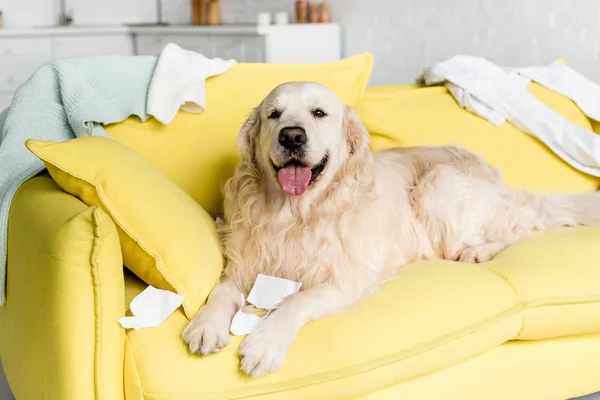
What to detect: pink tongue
<box><xmin>277</xmin><ymin>165</ymin><xmax>312</xmax><ymax>196</ymax></box>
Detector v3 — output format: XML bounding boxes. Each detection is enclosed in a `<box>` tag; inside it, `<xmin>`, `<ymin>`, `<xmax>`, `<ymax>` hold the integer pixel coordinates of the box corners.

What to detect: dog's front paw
<box><xmin>182</xmin><ymin>308</ymin><xmax>232</xmax><ymax>355</ymax></box>
<box><xmin>239</xmin><ymin>321</ymin><xmax>293</xmax><ymax>377</ymax></box>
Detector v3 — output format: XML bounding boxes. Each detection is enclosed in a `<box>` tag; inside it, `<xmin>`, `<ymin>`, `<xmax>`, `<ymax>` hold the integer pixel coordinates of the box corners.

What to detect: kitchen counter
<box><xmin>0</xmin><ymin>23</ymin><xmax>340</xmax><ymax>37</ymax></box>
<box><xmin>0</xmin><ymin>25</ymin><xmax>131</xmax><ymax>37</ymax></box>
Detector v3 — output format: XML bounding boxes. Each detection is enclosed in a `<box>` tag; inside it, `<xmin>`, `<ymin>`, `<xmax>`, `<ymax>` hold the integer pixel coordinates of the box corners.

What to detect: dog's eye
<box><xmin>313</xmin><ymin>108</ymin><xmax>327</xmax><ymax>118</ymax></box>
<box><xmin>268</xmin><ymin>110</ymin><xmax>281</xmax><ymax>119</ymax></box>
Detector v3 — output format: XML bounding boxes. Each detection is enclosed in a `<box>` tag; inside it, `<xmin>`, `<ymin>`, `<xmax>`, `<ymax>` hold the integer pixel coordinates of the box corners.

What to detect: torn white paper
<box><xmin>119</xmin><ymin>285</ymin><xmax>184</xmax><ymax>330</ymax></box>
<box><xmin>230</xmin><ymin>309</ymin><xmax>262</xmax><ymax>335</ymax></box>
<box><xmin>247</xmin><ymin>274</ymin><xmax>302</xmax><ymax>310</ymax></box>
<box><xmin>229</xmin><ymin>274</ymin><xmax>302</xmax><ymax>336</ymax></box>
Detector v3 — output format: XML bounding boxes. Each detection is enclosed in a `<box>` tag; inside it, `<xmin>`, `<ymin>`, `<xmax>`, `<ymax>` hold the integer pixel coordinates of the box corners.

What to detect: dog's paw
<box><xmin>182</xmin><ymin>308</ymin><xmax>232</xmax><ymax>355</ymax></box>
<box><xmin>458</xmin><ymin>243</ymin><xmax>504</xmax><ymax>264</ymax></box>
<box><xmin>239</xmin><ymin>321</ymin><xmax>293</xmax><ymax>377</ymax></box>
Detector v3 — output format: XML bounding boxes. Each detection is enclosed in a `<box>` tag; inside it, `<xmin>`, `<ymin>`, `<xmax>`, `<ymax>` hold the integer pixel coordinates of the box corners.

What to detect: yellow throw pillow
<box><xmin>105</xmin><ymin>53</ymin><xmax>374</xmax><ymax>217</ymax></box>
<box><xmin>26</xmin><ymin>137</ymin><xmax>223</xmax><ymax>319</ymax></box>
<box><xmin>360</xmin><ymin>84</ymin><xmax>600</xmax><ymax>193</ymax></box>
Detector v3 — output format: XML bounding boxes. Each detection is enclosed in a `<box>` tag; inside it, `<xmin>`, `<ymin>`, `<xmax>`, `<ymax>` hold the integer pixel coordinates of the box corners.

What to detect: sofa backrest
<box><xmin>104</xmin><ymin>55</ymin><xmax>373</xmax><ymax>216</ymax></box>
<box><xmin>360</xmin><ymin>84</ymin><xmax>600</xmax><ymax>194</ymax></box>
<box><xmin>107</xmin><ymin>57</ymin><xmax>600</xmax><ymax>219</ymax></box>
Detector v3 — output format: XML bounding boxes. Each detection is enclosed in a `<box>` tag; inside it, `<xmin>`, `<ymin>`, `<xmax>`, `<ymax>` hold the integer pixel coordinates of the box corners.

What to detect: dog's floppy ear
<box><xmin>237</xmin><ymin>103</ymin><xmax>263</xmax><ymax>158</ymax></box>
<box><xmin>342</xmin><ymin>105</ymin><xmax>370</xmax><ymax>156</ymax></box>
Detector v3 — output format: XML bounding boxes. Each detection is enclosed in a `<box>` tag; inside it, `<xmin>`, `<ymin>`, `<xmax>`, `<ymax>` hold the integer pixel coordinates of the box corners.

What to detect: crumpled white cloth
<box><xmin>423</xmin><ymin>55</ymin><xmax>600</xmax><ymax>177</ymax></box>
<box><xmin>147</xmin><ymin>43</ymin><xmax>237</xmax><ymax>125</ymax></box>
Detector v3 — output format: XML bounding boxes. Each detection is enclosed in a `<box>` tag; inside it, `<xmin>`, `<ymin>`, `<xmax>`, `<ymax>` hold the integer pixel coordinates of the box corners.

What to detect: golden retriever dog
<box><xmin>183</xmin><ymin>81</ymin><xmax>600</xmax><ymax>377</ymax></box>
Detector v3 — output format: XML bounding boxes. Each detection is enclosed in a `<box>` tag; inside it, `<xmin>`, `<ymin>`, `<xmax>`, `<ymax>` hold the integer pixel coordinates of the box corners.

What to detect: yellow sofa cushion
<box><xmin>120</xmin><ymin>227</ymin><xmax>600</xmax><ymax>399</ymax></box>
<box><xmin>105</xmin><ymin>53</ymin><xmax>373</xmax><ymax>216</ymax></box>
<box><xmin>360</xmin><ymin>333</ymin><xmax>600</xmax><ymax>400</ymax></box>
<box><xmin>26</xmin><ymin>137</ymin><xmax>223</xmax><ymax>319</ymax></box>
<box><xmin>123</xmin><ymin>263</ymin><xmax>520</xmax><ymax>400</ymax></box>
<box><xmin>360</xmin><ymin>84</ymin><xmax>600</xmax><ymax>193</ymax></box>
<box><xmin>484</xmin><ymin>228</ymin><xmax>600</xmax><ymax>340</ymax></box>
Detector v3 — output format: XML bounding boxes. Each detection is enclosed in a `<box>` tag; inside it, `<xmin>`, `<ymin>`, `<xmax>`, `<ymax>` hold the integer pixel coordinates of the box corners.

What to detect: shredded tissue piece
<box><xmin>230</xmin><ymin>274</ymin><xmax>302</xmax><ymax>336</ymax></box>
<box><xmin>119</xmin><ymin>285</ymin><xmax>184</xmax><ymax>330</ymax></box>
<box><xmin>117</xmin><ymin>272</ymin><xmax>301</xmax><ymax>334</ymax></box>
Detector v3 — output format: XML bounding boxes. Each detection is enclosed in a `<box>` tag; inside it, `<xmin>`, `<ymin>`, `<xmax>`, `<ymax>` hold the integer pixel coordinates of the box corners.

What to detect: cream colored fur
<box><xmin>183</xmin><ymin>82</ymin><xmax>600</xmax><ymax>377</ymax></box>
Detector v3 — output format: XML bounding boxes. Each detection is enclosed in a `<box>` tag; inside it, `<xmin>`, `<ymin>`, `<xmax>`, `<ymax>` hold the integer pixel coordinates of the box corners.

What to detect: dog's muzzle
<box><xmin>278</xmin><ymin>127</ymin><xmax>307</xmax><ymax>152</ymax></box>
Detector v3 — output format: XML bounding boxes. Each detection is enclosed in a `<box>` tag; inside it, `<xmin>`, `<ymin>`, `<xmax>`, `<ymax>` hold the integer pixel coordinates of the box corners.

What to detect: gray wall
<box><xmin>161</xmin><ymin>0</ymin><xmax>600</xmax><ymax>85</ymax></box>
<box><xmin>160</xmin><ymin>0</ymin><xmax>294</xmax><ymax>25</ymax></box>
<box><xmin>330</xmin><ymin>0</ymin><xmax>600</xmax><ymax>85</ymax></box>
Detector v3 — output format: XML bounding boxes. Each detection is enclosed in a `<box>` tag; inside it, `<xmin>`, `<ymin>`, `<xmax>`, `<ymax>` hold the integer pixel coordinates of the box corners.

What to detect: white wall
<box><xmin>65</xmin><ymin>0</ymin><xmax>157</xmax><ymax>25</ymax></box>
<box><xmin>0</xmin><ymin>0</ymin><xmax>290</xmax><ymax>27</ymax></box>
<box><xmin>0</xmin><ymin>0</ymin><xmax>156</xmax><ymax>27</ymax></box>
<box><xmin>1</xmin><ymin>0</ymin><xmax>60</xmax><ymax>27</ymax></box>
<box><xmin>153</xmin><ymin>0</ymin><xmax>600</xmax><ymax>85</ymax></box>
<box><xmin>160</xmin><ymin>0</ymin><xmax>293</xmax><ymax>25</ymax></box>
<box><xmin>330</xmin><ymin>0</ymin><xmax>600</xmax><ymax>85</ymax></box>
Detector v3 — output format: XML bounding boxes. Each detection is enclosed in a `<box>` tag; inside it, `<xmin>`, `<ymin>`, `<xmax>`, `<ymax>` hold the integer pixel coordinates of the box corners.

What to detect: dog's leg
<box><xmin>411</xmin><ymin>161</ymin><xmax>522</xmax><ymax>262</ymax></box>
<box><xmin>182</xmin><ymin>280</ymin><xmax>243</xmax><ymax>355</ymax></box>
<box><xmin>239</xmin><ymin>284</ymin><xmax>361</xmax><ymax>377</ymax></box>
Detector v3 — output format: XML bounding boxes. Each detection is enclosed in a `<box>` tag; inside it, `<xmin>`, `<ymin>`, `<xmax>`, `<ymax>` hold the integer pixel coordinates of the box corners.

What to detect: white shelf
<box><xmin>131</xmin><ymin>25</ymin><xmax>261</xmax><ymax>36</ymax></box>
<box><xmin>0</xmin><ymin>26</ymin><xmax>130</xmax><ymax>37</ymax></box>
<box><xmin>0</xmin><ymin>23</ymin><xmax>341</xmax><ymax>38</ymax></box>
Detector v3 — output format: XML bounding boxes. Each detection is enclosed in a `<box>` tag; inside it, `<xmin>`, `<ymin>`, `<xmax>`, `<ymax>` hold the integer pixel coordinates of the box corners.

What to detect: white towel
<box><xmin>424</xmin><ymin>56</ymin><xmax>600</xmax><ymax>177</ymax></box>
<box><xmin>515</xmin><ymin>62</ymin><xmax>600</xmax><ymax>122</ymax></box>
<box><xmin>146</xmin><ymin>43</ymin><xmax>237</xmax><ymax>125</ymax></box>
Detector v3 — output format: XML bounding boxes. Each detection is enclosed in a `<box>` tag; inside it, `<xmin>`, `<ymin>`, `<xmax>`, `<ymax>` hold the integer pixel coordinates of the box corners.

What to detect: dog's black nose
<box><xmin>279</xmin><ymin>127</ymin><xmax>307</xmax><ymax>150</ymax></box>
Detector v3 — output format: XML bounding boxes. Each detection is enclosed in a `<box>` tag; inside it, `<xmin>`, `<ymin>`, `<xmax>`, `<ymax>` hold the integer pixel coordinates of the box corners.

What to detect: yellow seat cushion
<box><xmin>105</xmin><ymin>53</ymin><xmax>373</xmax><ymax>217</ymax></box>
<box><xmin>360</xmin><ymin>333</ymin><xmax>600</xmax><ymax>400</ymax></box>
<box><xmin>484</xmin><ymin>228</ymin><xmax>600</xmax><ymax>340</ymax></box>
<box><xmin>360</xmin><ymin>84</ymin><xmax>600</xmax><ymax>193</ymax></box>
<box><xmin>121</xmin><ymin>227</ymin><xmax>600</xmax><ymax>398</ymax></box>
<box><xmin>26</xmin><ymin>137</ymin><xmax>223</xmax><ymax>319</ymax></box>
<box><xmin>123</xmin><ymin>263</ymin><xmax>520</xmax><ymax>400</ymax></box>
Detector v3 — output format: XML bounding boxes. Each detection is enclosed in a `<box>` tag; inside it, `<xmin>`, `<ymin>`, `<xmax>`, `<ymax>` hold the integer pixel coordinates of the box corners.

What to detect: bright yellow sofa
<box><xmin>2</xmin><ymin>66</ymin><xmax>600</xmax><ymax>399</ymax></box>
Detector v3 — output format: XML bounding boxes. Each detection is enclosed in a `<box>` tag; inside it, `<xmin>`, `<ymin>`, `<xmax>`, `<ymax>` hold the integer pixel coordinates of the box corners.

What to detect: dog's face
<box><xmin>239</xmin><ymin>82</ymin><xmax>369</xmax><ymax>197</ymax></box>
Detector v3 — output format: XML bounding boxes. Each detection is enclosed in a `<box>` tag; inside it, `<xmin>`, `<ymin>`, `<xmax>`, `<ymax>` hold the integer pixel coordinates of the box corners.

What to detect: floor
<box><xmin>0</xmin><ymin>360</ymin><xmax>14</xmax><ymax>400</ymax></box>
<box><xmin>0</xmin><ymin>358</ymin><xmax>598</xmax><ymax>400</ymax></box>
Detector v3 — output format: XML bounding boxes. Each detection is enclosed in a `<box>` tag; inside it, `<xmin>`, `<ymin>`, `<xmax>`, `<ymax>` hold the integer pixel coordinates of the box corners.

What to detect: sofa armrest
<box><xmin>0</xmin><ymin>175</ymin><xmax>125</xmax><ymax>400</ymax></box>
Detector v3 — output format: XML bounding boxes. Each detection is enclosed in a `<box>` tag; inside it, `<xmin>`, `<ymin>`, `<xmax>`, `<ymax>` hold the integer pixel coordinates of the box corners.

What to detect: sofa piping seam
<box><xmin>91</xmin><ymin>207</ymin><xmax>104</xmax><ymax>399</ymax></box>
<box><xmin>484</xmin><ymin>267</ymin><xmax>527</xmax><ymax>337</ymax></box>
